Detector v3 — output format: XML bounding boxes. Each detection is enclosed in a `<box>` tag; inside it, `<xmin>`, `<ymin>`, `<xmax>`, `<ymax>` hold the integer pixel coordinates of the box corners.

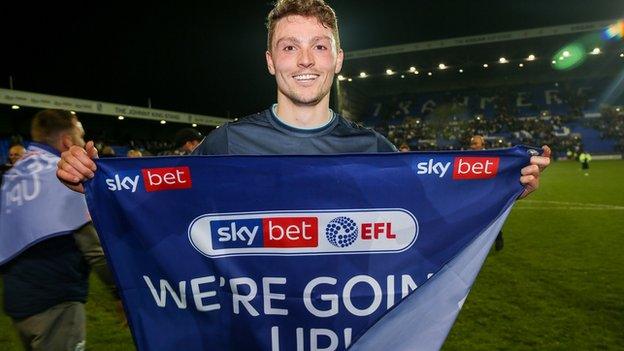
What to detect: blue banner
<box><xmin>85</xmin><ymin>146</ymin><xmax>533</xmax><ymax>351</ymax></box>
<box><xmin>0</xmin><ymin>143</ymin><xmax>90</xmax><ymax>265</ymax></box>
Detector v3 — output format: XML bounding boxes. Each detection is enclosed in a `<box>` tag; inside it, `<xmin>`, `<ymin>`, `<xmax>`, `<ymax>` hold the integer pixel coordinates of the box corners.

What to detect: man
<box><xmin>579</xmin><ymin>149</ymin><xmax>591</xmax><ymax>175</ymax></box>
<box><xmin>172</xmin><ymin>128</ymin><xmax>203</xmax><ymax>155</ymax></box>
<box><xmin>470</xmin><ymin>135</ymin><xmax>505</xmax><ymax>250</ymax></box>
<box><xmin>0</xmin><ymin>144</ymin><xmax>26</xmax><ymax>177</ymax></box>
<box><xmin>56</xmin><ymin>0</ymin><xmax>549</xmax><ymax>200</ymax></box>
<box><xmin>1</xmin><ymin>110</ymin><xmax>116</xmax><ymax>351</ymax></box>
<box><xmin>127</xmin><ymin>149</ymin><xmax>143</xmax><ymax>158</ymax></box>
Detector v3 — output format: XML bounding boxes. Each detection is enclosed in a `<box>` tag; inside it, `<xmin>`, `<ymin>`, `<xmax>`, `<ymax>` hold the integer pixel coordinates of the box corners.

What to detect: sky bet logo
<box><xmin>415</xmin><ymin>157</ymin><xmax>499</xmax><ymax>179</ymax></box>
<box><xmin>188</xmin><ymin>209</ymin><xmax>419</xmax><ymax>258</ymax></box>
<box><xmin>106</xmin><ymin>166</ymin><xmax>192</xmax><ymax>193</ymax></box>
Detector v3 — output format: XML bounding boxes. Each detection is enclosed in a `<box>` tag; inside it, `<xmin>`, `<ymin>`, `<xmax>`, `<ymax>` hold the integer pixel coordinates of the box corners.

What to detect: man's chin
<box><xmin>282</xmin><ymin>90</ymin><xmax>328</xmax><ymax>107</ymax></box>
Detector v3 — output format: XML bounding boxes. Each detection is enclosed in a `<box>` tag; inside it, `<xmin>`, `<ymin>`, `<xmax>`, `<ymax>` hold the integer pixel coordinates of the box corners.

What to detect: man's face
<box><xmin>8</xmin><ymin>145</ymin><xmax>25</xmax><ymax>164</ymax></box>
<box><xmin>470</xmin><ymin>137</ymin><xmax>485</xmax><ymax>150</ymax></box>
<box><xmin>184</xmin><ymin>140</ymin><xmax>200</xmax><ymax>152</ymax></box>
<box><xmin>266</xmin><ymin>15</ymin><xmax>344</xmax><ymax>107</ymax></box>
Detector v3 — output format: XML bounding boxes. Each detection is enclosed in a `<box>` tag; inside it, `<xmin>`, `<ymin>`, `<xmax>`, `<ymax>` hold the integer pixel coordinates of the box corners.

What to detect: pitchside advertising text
<box><xmin>100</xmin><ymin>156</ymin><xmax>500</xmax><ymax>350</ymax></box>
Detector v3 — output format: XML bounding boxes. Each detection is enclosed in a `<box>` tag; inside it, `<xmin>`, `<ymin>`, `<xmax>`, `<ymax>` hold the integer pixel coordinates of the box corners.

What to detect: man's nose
<box><xmin>298</xmin><ymin>48</ymin><xmax>314</xmax><ymax>68</ymax></box>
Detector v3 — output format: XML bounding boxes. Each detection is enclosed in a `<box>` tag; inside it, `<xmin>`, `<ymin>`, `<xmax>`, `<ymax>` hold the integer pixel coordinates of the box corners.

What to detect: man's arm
<box><xmin>56</xmin><ymin>141</ymin><xmax>99</xmax><ymax>194</ymax></box>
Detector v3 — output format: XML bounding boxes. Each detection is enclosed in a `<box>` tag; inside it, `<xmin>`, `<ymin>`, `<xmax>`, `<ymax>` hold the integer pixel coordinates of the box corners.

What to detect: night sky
<box><xmin>2</xmin><ymin>1</ymin><xmax>623</xmax><ymax>118</ymax></box>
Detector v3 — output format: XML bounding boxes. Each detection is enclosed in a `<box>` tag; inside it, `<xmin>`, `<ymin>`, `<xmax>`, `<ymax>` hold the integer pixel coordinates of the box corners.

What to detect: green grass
<box><xmin>1</xmin><ymin>160</ymin><xmax>623</xmax><ymax>350</ymax></box>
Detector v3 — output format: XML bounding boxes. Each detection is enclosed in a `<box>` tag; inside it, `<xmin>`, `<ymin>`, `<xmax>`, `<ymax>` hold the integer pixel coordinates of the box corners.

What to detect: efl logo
<box><xmin>142</xmin><ymin>166</ymin><xmax>192</xmax><ymax>192</ymax></box>
<box><xmin>188</xmin><ymin>209</ymin><xmax>418</xmax><ymax>258</ymax></box>
<box><xmin>452</xmin><ymin>157</ymin><xmax>499</xmax><ymax>180</ymax></box>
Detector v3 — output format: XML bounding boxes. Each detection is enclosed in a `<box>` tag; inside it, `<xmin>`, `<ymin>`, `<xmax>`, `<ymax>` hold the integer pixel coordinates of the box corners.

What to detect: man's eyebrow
<box><xmin>275</xmin><ymin>37</ymin><xmax>301</xmax><ymax>46</ymax></box>
<box><xmin>311</xmin><ymin>36</ymin><xmax>332</xmax><ymax>43</ymax></box>
<box><xmin>275</xmin><ymin>36</ymin><xmax>332</xmax><ymax>46</ymax></box>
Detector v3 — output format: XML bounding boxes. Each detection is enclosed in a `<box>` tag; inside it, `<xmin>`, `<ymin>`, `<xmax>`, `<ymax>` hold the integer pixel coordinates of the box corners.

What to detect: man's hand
<box><xmin>519</xmin><ymin>145</ymin><xmax>551</xmax><ymax>199</ymax></box>
<box><xmin>56</xmin><ymin>141</ymin><xmax>99</xmax><ymax>194</ymax></box>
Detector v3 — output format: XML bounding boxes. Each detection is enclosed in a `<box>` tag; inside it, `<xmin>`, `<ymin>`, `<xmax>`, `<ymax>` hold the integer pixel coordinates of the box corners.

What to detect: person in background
<box><xmin>127</xmin><ymin>149</ymin><xmax>143</xmax><ymax>158</ymax></box>
<box><xmin>579</xmin><ymin>150</ymin><xmax>591</xmax><ymax>175</ymax></box>
<box><xmin>172</xmin><ymin>128</ymin><xmax>203</xmax><ymax>155</ymax></box>
<box><xmin>0</xmin><ymin>110</ymin><xmax>118</xmax><ymax>351</ymax></box>
<box><xmin>470</xmin><ymin>135</ymin><xmax>505</xmax><ymax>251</ymax></box>
<box><xmin>399</xmin><ymin>143</ymin><xmax>410</xmax><ymax>152</ymax></box>
<box><xmin>100</xmin><ymin>146</ymin><xmax>116</xmax><ymax>158</ymax></box>
<box><xmin>0</xmin><ymin>144</ymin><xmax>26</xmax><ymax>178</ymax></box>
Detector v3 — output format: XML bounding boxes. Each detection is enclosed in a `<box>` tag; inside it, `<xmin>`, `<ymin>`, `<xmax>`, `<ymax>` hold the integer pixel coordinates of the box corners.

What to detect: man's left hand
<box><xmin>519</xmin><ymin>145</ymin><xmax>551</xmax><ymax>199</ymax></box>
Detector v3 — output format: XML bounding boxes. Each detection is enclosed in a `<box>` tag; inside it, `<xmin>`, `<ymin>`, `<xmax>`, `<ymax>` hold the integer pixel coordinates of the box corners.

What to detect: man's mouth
<box><xmin>293</xmin><ymin>74</ymin><xmax>320</xmax><ymax>82</ymax></box>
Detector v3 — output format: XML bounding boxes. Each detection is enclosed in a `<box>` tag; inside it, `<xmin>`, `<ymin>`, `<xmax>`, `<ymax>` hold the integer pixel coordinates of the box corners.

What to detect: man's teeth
<box><xmin>294</xmin><ymin>74</ymin><xmax>318</xmax><ymax>81</ymax></box>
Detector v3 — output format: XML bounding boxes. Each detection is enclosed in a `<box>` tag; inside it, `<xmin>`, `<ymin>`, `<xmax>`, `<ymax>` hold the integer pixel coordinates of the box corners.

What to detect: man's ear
<box><xmin>335</xmin><ymin>48</ymin><xmax>344</xmax><ymax>74</ymax></box>
<box><xmin>266</xmin><ymin>50</ymin><xmax>276</xmax><ymax>75</ymax></box>
<box><xmin>60</xmin><ymin>133</ymin><xmax>74</xmax><ymax>151</ymax></box>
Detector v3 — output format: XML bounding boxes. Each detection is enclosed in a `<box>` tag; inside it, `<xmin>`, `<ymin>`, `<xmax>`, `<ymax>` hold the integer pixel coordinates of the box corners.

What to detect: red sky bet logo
<box><xmin>452</xmin><ymin>157</ymin><xmax>499</xmax><ymax>180</ymax></box>
<box><xmin>142</xmin><ymin>166</ymin><xmax>192</xmax><ymax>192</ymax></box>
<box><xmin>263</xmin><ymin>217</ymin><xmax>318</xmax><ymax>248</ymax></box>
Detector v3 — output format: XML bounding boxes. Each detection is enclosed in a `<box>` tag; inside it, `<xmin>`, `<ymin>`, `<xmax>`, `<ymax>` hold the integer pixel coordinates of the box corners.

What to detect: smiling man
<box><xmin>57</xmin><ymin>0</ymin><xmax>549</xmax><ymax>197</ymax></box>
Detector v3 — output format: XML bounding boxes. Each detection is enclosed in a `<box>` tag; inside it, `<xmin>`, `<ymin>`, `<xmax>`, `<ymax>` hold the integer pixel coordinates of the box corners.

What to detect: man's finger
<box><xmin>63</xmin><ymin>155</ymin><xmax>94</xmax><ymax>179</ymax></box>
<box><xmin>57</xmin><ymin>168</ymin><xmax>81</xmax><ymax>185</ymax></box>
<box><xmin>521</xmin><ymin>164</ymin><xmax>539</xmax><ymax>176</ymax></box>
<box><xmin>58</xmin><ymin>160</ymin><xmax>87</xmax><ymax>182</ymax></box>
<box><xmin>85</xmin><ymin>141</ymin><xmax>99</xmax><ymax>159</ymax></box>
<box><xmin>542</xmin><ymin>145</ymin><xmax>552</xmax><ymax>159</ymax></box>
<box><xmin>520</xmin><ymin>174</ymin><xmax>536</xmax><ymax>185</ymax></box>
<box><xmin>70</xmin><ymin>147</ymin><xmax>97</xmax><ymax>172</ymax></box>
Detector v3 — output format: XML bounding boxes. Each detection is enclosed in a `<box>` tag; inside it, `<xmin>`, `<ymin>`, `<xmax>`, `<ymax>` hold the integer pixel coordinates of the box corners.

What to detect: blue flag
<box><xmin>84</xmin><ymin>146</ymin><xmax>534</xmax><ymax>351</ymax></box>
<box><xmin>0</xmin><ymin>143</ymin><xmax>91</xmax><ymax>265</ymax></box>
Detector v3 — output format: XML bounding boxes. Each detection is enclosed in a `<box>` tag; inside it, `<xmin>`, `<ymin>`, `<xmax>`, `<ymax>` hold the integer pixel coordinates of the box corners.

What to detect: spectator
<box><xmin>126</xmin><ymin>149</ymin><xmax>143</xmax><ymax>158</ymax></box>
<box><xmin>0</xmin><ymin>144</ymin><xmax>26</xmax><ymax>177</ymax></box>
<box><xmin>172</xmin><ymin>128</ymin><xmax>203</xmax><ymax>155</ymax></box>
<box><xmin>0</xmin><ymin>109</ymin><xmax>118</xmax><ymax>351</ymax></box>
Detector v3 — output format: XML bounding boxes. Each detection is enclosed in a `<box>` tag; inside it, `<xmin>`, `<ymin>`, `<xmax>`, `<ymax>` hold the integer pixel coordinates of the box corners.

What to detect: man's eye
<box><xmin>283</xmin><ymin>45</ymin><xmax>295</xmax><ymax>51</ymax></box>
<box><xmin>315</xmin><ymin>45</ymin><xmax>327</xmax><ymax>50</ymax></box>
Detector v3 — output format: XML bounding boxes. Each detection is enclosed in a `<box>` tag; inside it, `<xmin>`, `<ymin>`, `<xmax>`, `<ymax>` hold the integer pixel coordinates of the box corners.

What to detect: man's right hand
<box><xmin>57</xmin><ymin>141</ymin><xmax>99</xmax><ymax>194</ymax></box>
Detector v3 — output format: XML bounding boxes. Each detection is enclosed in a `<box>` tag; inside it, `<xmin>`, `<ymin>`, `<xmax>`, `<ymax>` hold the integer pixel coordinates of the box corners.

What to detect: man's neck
<box><xmin>275</xmin><ymin>95</ymin><xmax>332</xmax><ymax>129</ymax></box>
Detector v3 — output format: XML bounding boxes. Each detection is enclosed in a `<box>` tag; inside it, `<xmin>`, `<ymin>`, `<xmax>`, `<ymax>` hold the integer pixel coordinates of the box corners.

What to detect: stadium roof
<box><xmin>338</xmin><ymin>20</ymin><xmax>624</xmax><ymax>96</ymax></box>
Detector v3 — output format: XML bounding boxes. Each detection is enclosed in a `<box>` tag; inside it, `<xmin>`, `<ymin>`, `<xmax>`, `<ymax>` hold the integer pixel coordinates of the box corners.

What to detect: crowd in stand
<box><xmin>366</xmin><ymin>90</ymin><xmax>624</xmax><ymax>155</ymax></box>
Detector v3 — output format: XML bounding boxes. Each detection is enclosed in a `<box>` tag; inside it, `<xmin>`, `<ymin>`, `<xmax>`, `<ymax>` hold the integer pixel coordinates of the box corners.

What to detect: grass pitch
<box><xmin>1</xmin><ymin>160</ymin><xmax>623</xmax><ymax>350</ymax></box>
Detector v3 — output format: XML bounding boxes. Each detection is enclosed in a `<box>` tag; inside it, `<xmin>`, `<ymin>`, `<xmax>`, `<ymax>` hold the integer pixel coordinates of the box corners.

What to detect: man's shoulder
<box><xmin>193</xmin><ymin>110</ymin><xmax>272</xmax><ymax>155</ymax></box>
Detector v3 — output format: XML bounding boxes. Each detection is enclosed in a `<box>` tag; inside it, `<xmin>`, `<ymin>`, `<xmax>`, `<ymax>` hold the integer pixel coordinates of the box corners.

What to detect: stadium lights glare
<box><xmin>70</xmin><ymin>111</ymin><xmax>76</xmax><ymax>115</ymax></box>
<box><xmin>527</xmin><ymin>54</ymin><xmax>536</xmax><ymax>61</ymax></box>
<box><xmin>400</xmin><ymin>75</ymin><xmax>405</xmax><ymax>79</ymax></box>
<box><xmin>559</xmin><ymin>56</ymin><xmax>564</xmax><ymax>60</ymax></box>
<box><xmin>386</xmin><ymin>69</ymin><xmax>395</xmax><ymax>75</ymax></box>
<box><xmin>551</xmin><ymin>60</ymin><xmax>556</xmax><ymax>64</ymax></box>
<box><xmin>562</xmin><ymin>50</ymin><xmax>571</xmax><ymax>57</ymax></box>
<box><xmin>118</xmin><ymin>115</ymin><xmax>125</xmax><ymax>120</ymax></box>
<box><xmin>414</xmin><ymin>70</ymin><xmax>419</xmax><ymax>75</ymax></box>
<box><xmin>498</xmin><ymin>57</ymin><xmax>508</xmax><ymax>64</ymax></box>
<box><xmin>459</xmin><ymin>69</ymin><xmax>464</xmax><ymax>73</ymax></box>
<box><xmin>590</xmin><ymin>47</ymin><xmax>601</xmax><ymax>55</ymax></box>
<box><xmin>482</xmin><ymin>64</ymin><xmax>488</xmax><ymax>68</ymax></box>
<box><xmin>438</xmin><ymin>63</ymin><xmax>447</xmax><ymax>70</ymax></box>
<box><xmin>409</xmin><ymin>66</ymin><xmax>417</xmax><ymax>72</ymax></box>
<box><xmin>192</xmin><ymin>123</ymin><xmax>198</xmax><ymax>127</ymax></box>
<box><xmin>337</xmin><ymin>75</ymin><xmax>346</xmax><ymax>81</ymax></box>
<box><xmin>427</xmin><ymin>72</ymin><xmax>432</xmax><ymax>76</ymax></box>
<box><xmin>616</xmin><ymin>107</ymin><xmax>621</xmax><ymax>112</ymax></box>
<box><xmin>359</xmin><ymin>72</ymin><xmax>367</xmax><ymax>78</ymax></box>
<box><xmin>519</xmin><ymin>63</ymin><xmax>524</xmax><ymax>67</ymax></box>
<box><xmin>620</xmin><ymin>53</ymin><xmax>624</xmax><ymax>58</ymax></box>
<box><xmin>348</xmin><ymin>78</ymin><xmax>353</xmax><ymax>82</ymax></box>
<box><xmin>160</xmin><ymin>120</ymin><xmax>166</xmax><ymax>124</ymax></box>
<box><xmin>11</xmin><ymin>105</ymin><xmax>20</xmax><ymax>110</ymax></box>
